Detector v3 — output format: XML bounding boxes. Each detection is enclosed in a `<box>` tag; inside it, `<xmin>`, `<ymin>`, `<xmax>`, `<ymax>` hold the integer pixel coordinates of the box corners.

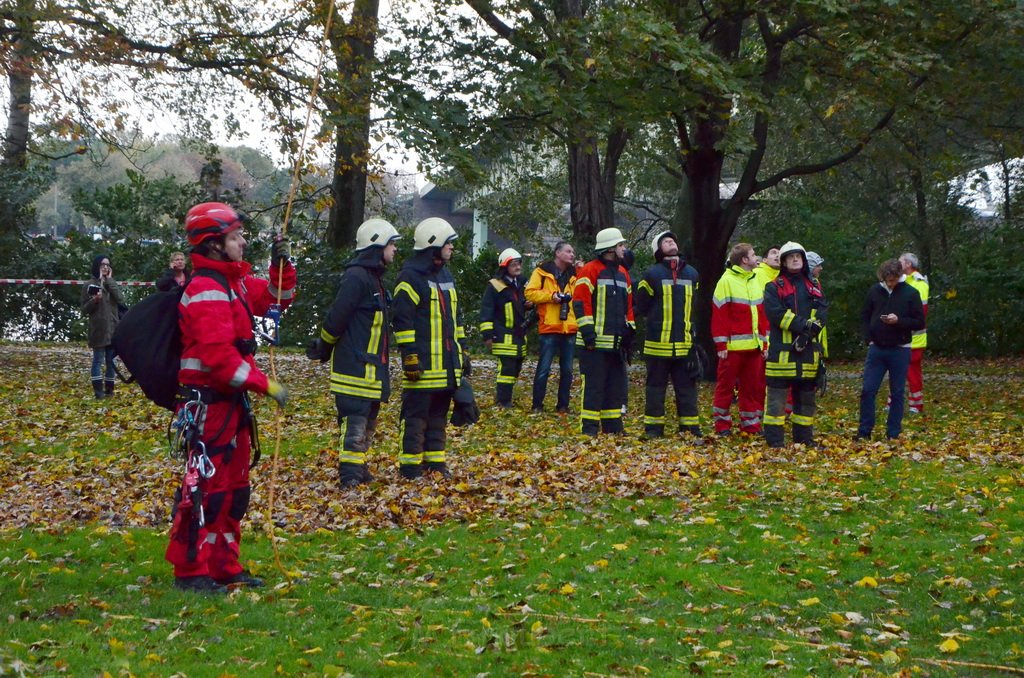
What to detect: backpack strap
<box><xmin>191</xmin><ymin>268</ymin><xmax>258</xmax><ymax>356</ymax></box>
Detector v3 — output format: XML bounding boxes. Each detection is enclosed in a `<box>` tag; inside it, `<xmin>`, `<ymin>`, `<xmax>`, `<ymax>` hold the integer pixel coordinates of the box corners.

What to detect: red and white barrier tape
<box><xmin>0</xmin><ymin>279</ymin><xmax>155</xmax><ymax>286</ymax></box>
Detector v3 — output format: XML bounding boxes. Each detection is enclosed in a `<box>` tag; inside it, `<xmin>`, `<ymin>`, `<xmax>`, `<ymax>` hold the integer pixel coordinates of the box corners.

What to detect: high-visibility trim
<box><xmin>367</xmin><ymin>311</ymin><xmax>382</xmax><ymax>355</ymax></box>
<box><xmin>780</xmin><ymin>309</ymin><xmax>796</xmax><ymax>330</ymax></box>
<box><xmin>637</xmin><ymin>280</ymin><xmax>654</xmax><ymax>295</ymax></box>
<box><xmin>181</xmin><ymin>289</ymin><xmax>231</xmax><ymax>306</ymax></box>
<box><xmin>330</xmin><ymin>373</ymin><xmax>382</xmax><ymax>399</ymax></box>
<box><xmin>339</xmin><ymin>451</ymin><xmax>366</xmax><ymax>464</ymax></box>
<box><xmin>600</xmin><ymin>409</ymin><xmax>621</xmax><ymax>419</ymax></box>
<box><xmin>580</xmin><ymin>409</ymin><xmax>600</xmax><ymax>420</ymax></box>
<box><xmin>456</xmin><ymin>325</ymin><xmax>466</xmax><ymax>339</ymax></box>
<box><xmin>712</xmin><ymin>407</ymin><xmax>732</xmax><ymax>423</ymax></box>
<box><xmin>429</xmin><ymin>285</ymin><xmax>442</xmax><ymax>372</ymax></box>
<box><xmin>229</xmin><ymin>362</ymin><xmax>251</xmax><ymax>388</ymax></box>
<box><xmin>395</xmin><ymin>329</ymin><xmax>415</xmax><ymax>344</ymax></box>
<box><xmin>424</xmin><ymin>450</ymin><xmax>445</xmax><ymax>463</ymax></box>
<box><xmin>394</xmin><ymin>281</ymin><xmax>420</xmax><ymax>305</ymax></box>
<box><xmin>402</xmin><ymin>368</ymin><xmax>463</xmax><ymax>389</ymax></box>
<box><xmin>321</xmin><ymin>327</ymin><xmax>338</xmax><ymax>343</ymax></box>
<box><xmin>713</xmin><ymin>295</ymin><xmax>760</xmax><ymax>307</ymax></box>
<box><xmin>496</xmin><ymin>375</ymin><xmax>517</xmax><ymax>384</ymax></box>
<box><xmin>480</xmin><ymin>321</ymin><xmax>495</xmax><ymax>332</ymax></box>
<box><xmin>576</xmin><ymin>316</ymin><xmax>595</xmax><ymax>326</ymax></box>
<box><xmin>267</xmin><ymin>284</ymin><xmax>294</xmax><ymax>300</ymax></box>
<box><xmin>492</xmin><ymin>343</ymin><xmax>526</xmax><ymax>357</ymax></box>
<box><xmin>504</xmin><ymin>301</ymin><xmax>513</xmax><ymax>329</ymax></box>
<box><xmin>180</xmin><ymin>357</ymin><xmax>210</xmax><ymax>372</ymax></box>
<box><xmin>399</xmin><ymin>453</ymin><xmax>423</xmax><ymax>465</ymax></box>
<box><xmin>763</xmin><ymin>414</ymin><xmax>786</xmax><ymax>426</ymax></box>
<box><xmin>678</xmin><ymin>415</ymin><xmax>700</xmax><ymax>426</ymax></box>
<box><xmin>576</xmin><ymin>277</ymin><xmax>595</xmax><ymax>292</ymax></box>
<box><xmin>790</xmin><ymin>413</ymin><xmax>814</xmax><ymax>426</ymax></box>
<box><xmin>644</xmin><ymin>415</ymin><xmax>666</xmax><ymax>425</ymax></box>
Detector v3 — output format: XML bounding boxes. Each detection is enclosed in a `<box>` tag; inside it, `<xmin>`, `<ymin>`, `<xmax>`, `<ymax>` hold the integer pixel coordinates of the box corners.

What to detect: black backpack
<box><xmin>113</xmin><ymin>269</ymin><xmax>230</xmax><ymax>411</ymax></box>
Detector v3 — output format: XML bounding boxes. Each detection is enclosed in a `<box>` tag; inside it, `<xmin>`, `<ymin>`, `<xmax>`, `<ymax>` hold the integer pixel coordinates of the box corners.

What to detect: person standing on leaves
<box><xmin>156</xmin><ymin>251</ymin><xmax>190</xmax><ymax>291</ymax></box>
<box><xmin>525</xmin><ymin>241</ymin><xmax>577</xmax><ymax>414</ymax></box>
<box><xmin>392</xmin><ymin>217</ymin><xmax>468</xmax><ymax>479</ymax></box>
<box><xmin>81</xmin><ymin>254</ymin><xmax>124</xmax><ymax>399</ymax></box>
<box><xmin>573</xmin><ymin>227</ymin><xmax>635</xmax><ymax>436</ymax></box>
<box><xmin>480</xmin><ymin>248</ymin><xmax>532</xmax><ymax>408</ymax></box>
<box><xmin>308</xmin><ymin>218</ymin><xmax>400</xmax><ymax>488</ymax></box>
<box><xmin>635</xmin><ymin>231</ymin><xmax>702</xmax><ymax>441</ymax></box>
<box><xmin>762</xmin><ymin>241</ymin><xmax>828</xmax><ymax>449</ymax></box>
<box><xmin>899</xmin><ymin>252</ymin><xmax>929</xmax><ymax>415</ymax></box>
<box><xmin>710</xmin><ymin>243</ymin><xmax>768</xmax><ymax>436</ymax></box>
<box><xmin>167</xmin><ymin>202</ymin><xmax>295</xmax><ymax>593</ymax></box>
<box><xmin>856</xmin><ymin>259</ymin><xmax>924</xmax><ymax>441</ymax></box>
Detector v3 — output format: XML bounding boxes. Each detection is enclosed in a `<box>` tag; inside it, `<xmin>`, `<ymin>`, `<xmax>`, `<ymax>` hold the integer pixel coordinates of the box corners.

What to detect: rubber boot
<box><xmin>92</xmin><ymin>381</ymin><xmax>104</xmax><ymax>399</ymax></box>
<box><xmin>643</xmin><ymin>424</ymin><xmax>665</xmax><ymax>440</ymax></box>
<box><xmin>104</xmin><ymin>381</ymin><xmax>115</xmax><ymax>398</ymax></box>
<box><xmin>338</xmin><ymin>462</ymin><xmax>367</xmax><ymax>489</ymax></box>
<box><xmin>424</xmin><ymin>462</ymin><xmax>452</xmax><ymax>479</ymax></box>
<box><xmin>399</xmin><ymin>463</ymin><xmax>423</xmax><ymax>480</ymax></box>
<box><xmin>763</xmin><ymin>424</ymin><xmax>785</xmax><ymax>449</ymax></box>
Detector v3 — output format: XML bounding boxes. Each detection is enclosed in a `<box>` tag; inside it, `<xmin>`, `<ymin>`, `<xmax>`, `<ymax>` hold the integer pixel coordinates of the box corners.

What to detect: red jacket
<box><xmin>178</xmin><ymin>253</ymin><xmax>296</xmax><ymax>395</ymax></box>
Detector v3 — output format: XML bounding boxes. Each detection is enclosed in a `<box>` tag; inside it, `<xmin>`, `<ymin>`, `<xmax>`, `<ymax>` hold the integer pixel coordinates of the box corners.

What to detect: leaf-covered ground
<box><xmin>0</xmin><ymin>345</ymin><xmax>1022</xmax><ymax>534</ymax></box>
<box><xmin>1</xmin><ymin>345</ymin><xmax>1022</xmax><ymax>676</ymax></box>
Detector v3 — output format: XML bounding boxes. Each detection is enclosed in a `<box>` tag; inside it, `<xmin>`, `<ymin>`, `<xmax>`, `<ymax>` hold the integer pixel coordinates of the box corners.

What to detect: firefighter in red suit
<box><xmin>166</xmin><ymin>202</ymin><xmax>295</xmax><ymax>593</ymax></box>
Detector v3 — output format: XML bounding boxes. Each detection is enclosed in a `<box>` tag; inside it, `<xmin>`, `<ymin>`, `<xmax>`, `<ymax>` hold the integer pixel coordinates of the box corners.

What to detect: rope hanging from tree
<box><xmin>264</xmin><ymin>0</ymin><xmax>338</xmax><ymax>585</ymax></box>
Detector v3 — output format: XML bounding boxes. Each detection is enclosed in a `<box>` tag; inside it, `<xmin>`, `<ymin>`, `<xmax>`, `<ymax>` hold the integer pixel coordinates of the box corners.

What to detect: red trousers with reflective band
<box><xmin>166</xmin><ymin>401</ymin><xmax>251</xmax><ymax>580</ymax></box>
<box><xmin>907</xmin><ymin>348</ymin><xmax>924</xmax><ymax>411</ymax></box>
<box><xmin>712</xmin><ymin>349</ymin><xmax>765</xmax><ymax>433</ymax></box>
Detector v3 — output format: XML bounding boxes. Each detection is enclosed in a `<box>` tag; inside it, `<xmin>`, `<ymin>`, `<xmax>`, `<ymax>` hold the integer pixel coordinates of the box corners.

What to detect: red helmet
<box><xmin>185</xmin><ymin>202</ymin><xmax>244</xmax><ymax>246</ymax></box>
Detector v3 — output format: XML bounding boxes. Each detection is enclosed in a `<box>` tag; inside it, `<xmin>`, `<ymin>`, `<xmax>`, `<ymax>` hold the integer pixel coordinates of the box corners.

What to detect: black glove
<box><xmin>807</xmin><ymin>318</ymin><xmax>824</xmax><ymax>338</ymax></box>
<box><xmin>792</xmin><ymin>332</ymin><xmax>810</xmax><ymax>353</ymax></box>
<box><xmin>816</xmin><ymin>361</ymin><xmax>828</xmax><ymax>396</ymax></box>
<box><xmin>451</xmin><ymin>378</ymin><xmax>481</xmax><ymax>426</ymax></box>
<box><xmin>462</xmin><ymin>349</ymin><xmax>473</xmax><ymax>377</ymax></box>
<box><xmin>305</xmin><ymin>338</ymin><xmax>331</xmax><ymax>362</ymax></box>
<box><xmin>271</xmin><ymin>234</ymin><xmax>291</xmax><ymax>264</ymax></box>
<box><xmin>685</xmin><ymin>344</ymin><xmax>707</xmax><ymax>381</ymax></box>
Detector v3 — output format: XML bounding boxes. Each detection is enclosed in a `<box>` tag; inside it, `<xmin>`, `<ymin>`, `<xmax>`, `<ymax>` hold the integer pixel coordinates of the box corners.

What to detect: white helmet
<box><xmin>355</xmin><ymin>218</ymin><xmax>400</xmax><ymax>251</ymax></box>
<box><xmin>651</xmin><ymin>230</ymin><xmax>678</xmax><ymax>255</ymax></box>
<box><xmin>779</xmin><ymin>241</ymin><xmax>808</xmax><ymax>269</ymax></box>
<box><xmin>498</xmin><ymin>248</ymin><xmax>522</xmax><ymax>267</ymax></box>
<box><xmin>413</xmin><ymin>217</ymin><xmax>458</xmax><ymax>251</ymax></box>
<box><xmin>594</xmin><ymin>227</ymin><xmax>626</xmax><ymax>253</ymax></box>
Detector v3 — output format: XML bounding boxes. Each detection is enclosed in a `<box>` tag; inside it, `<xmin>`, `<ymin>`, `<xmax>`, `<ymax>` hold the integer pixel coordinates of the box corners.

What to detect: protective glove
<box><xmin>305</xmin><ymin>338</ymin><xmax>330</xmax><ymax>363</ymax></box>
<box><xmin>462</xmin><ymin>349</ymin><xmax>473</xmax><ymax>377</ymax></box>
<box><xmin>815</xmin><ymin>361</ymin><xmax>828</xmax><ymax>396</ymax></box>
<box><xmin>266</xmin><ymin>379</ymin><xmax>289</xmax><ymax>408</ymax></box>
<box><xmin>806</xmin><ymin>318</ymin><xmax>823</xmax><ymax>338</ymax></box>
<box><xmin>270</xmin><ymin>234</ymin><xmax>291</xmax><ymax>264</ymax></box>
<box><xmin>403</xmin><ymin>353</ymin><xmax>422</xmax><ymax>381</ymax></box>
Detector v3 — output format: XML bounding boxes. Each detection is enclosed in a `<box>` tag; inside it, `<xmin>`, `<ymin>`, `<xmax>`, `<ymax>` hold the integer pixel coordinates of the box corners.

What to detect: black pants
<box><xmin>644</xmin><ymin>357</ymin><xmax>699</xmax><ymax>436</ymax></box>
<box><xmin>495</xmin><ymin>356</ymin><xmax>524</xmax><ymax>406</ymax></box>
<box><xmin>335</xmin><ymin>394</ymin><xmax>380</xmax><ymax>465</ymax></box>
<box><xmin>399</xmin><ymin>389</ymin><xmax>455</xmax><ymax>466</ymax></box>
<box><xmin>578</xmin><ymin>349</ymin><xmax>627</xmax><ymax>436</ymax></box>
<box><xmin>764</xmin><ymin>378</ymin><xmax>816</xmax><ymax>446</ymax></box>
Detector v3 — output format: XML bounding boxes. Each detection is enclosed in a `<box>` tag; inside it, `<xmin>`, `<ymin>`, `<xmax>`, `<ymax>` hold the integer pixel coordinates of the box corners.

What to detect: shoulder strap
<box><xmin>193</xmin><ymin>268</ymin><xmax>255</xmax><ymax>326</ymax></box>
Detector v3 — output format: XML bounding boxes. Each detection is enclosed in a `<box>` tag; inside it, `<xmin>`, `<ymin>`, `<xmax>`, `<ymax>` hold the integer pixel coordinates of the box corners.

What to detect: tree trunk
<box><xmin>567</xmin><ymin>140</ymin><xmax>611</xmax><ymax>239</ymax></box>
<box><xmin>324</xmin><ymin>0</ymin><xmax>379</xmax><ymax>250</ymax></box>
<box><xmin>1</xmin><ymin>0</ymin><xmax>35</xmax><ymax>236</ymax></box>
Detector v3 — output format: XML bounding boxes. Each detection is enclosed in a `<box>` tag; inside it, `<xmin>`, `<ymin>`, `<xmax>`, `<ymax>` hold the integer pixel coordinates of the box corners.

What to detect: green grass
<box><xmin>2</xmin><ymin>456</ymin><xmax>1021</xmax><ymax>677</ymax></box>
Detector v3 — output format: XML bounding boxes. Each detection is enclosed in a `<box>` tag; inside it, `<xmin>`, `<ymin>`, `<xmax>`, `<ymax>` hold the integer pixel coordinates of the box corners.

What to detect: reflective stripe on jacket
<box><xmin>711</xmin><ymin>265</ymin><xmax>767</xmax><ymax>352</ymax></box>
<box><xmin>635</xmin><ymin>259</ymin><xmax>698</xmax><ymax>358</ymax></box>
<box><xmin>178</xmin><ymin>253</ymin><xmax>296</xmax><ymax>395</ymax></box>
<box><xmin>906</xmin><ymin>271</ymin><xmax>929</xmax><ymax>349</ymax></box>
<box><xmin>764</xmin><ymin>272</ymin><xmax>828</xmax><ymax>380</ymax></box>
<box><xmin>392</xmin><ymin>250</ymin><xmax>465</xmax><ymax>390</ymax></box>
<box><xmin>480</xmin><ymin>275</ymin><xmax>528</xmax><ymax>358</ymax></box>
<box><xmin>320</xmin><ymin>251</ymin><xmax>391</xmax><ymax>401</ymax></box>
<box><xmin>524</xmin><ymin>262</ymin><xmax>578</xmax><ymax>334</ymax></box>
<box><xmin>572</xmin><ymin>258</ymin><xmax>634</xmax><ymax>350</ymax></box>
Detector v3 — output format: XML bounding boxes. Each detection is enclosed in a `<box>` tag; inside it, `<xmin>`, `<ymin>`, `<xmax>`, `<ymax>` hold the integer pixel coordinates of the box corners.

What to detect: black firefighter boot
<box><xmin>399</xmin><ymin>418</ymin><xmax>426</xmax><ymax>480</ymax></box>
<box><xmin>338</xmin><ymin>462</ymin><xmax>368</xmax><ymax>489</ymax></box>
<box><xmin>104</xmin><ymin>380</ymin><xmax>115</xmax><ymax>398</ymax></box>
<box><xmin>92</xmin><ymin>380</ymin><xmax>104</xmax><ymax>399</ymax></box>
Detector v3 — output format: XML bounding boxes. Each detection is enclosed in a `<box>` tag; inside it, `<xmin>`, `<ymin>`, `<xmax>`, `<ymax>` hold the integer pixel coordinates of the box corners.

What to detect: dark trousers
<box><xmin>644</xmin><ymin>356</ymin><xmax>699</xmax><ymax>436</ymax></box>
<box><xmin>532</xmin><ymin>333</ymin><xmax>575</xmax><ymax>411</ymax></box>
<box><xmin>496</xmin><ymin>356</ymin><xmax>524</xmax><ymax>406</ymax></box>
<box><xmin>858</xmin><ymin>344</ymin><xmax>911</xmax><ymax>439</ymax></box>
<box><xmin>764</xmin><ymin>378</ymin><xmax>816</xmax><ymax>446</ymax></box>
<box><xmin>578</xmin><ymin>349</ymin><xmax>627</xmax><ymax>436</ymax></box>
<box><xmin>400</xmin><ymin>389</ymin><xmax>455</xmax><ymax>466</ymax></box>
<box><xmin>335</xmin><ymin>394</ymin><xmax>380</xmax><ymax>465</ymax></box>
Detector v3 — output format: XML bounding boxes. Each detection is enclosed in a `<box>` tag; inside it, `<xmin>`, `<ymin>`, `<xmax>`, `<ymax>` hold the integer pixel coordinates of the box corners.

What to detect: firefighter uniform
<box><xmin>711</xmin><ymin>263</ymin><xmax>768</xmax><ymax>434</ymax></box>
<box><xmin>905</xmin><ymin>270</ymin><xmax>928</xmax><ymax>413</ymax></box>
<box><xmin>392</xmin><ymin>224</ymin><xmax>465</xmax><ymax>478</ymax></box>
<box><xmin>635</xmin><ymin>247</ymin><xmax>701</xmax><ymax>439</ymax></box>
<box><xmin>316</xmin><ymin>226</ymin><xmax>397</xmax><ymax>487</ymax></box>
<box><xmin>573</xmin><ymin>237</ymin><xmax>635</xmax><ymax>436</ymax></box>
<box><xmin>480</xmin><ymin>272</ymin><xmax>528</xmax><ymax>407</ymax></box>
<box><xmin>167</xmin><ymin>243</ymin><xmax>296</xmax><ymax>584</ymax></box>
<box><xmin>762</xmin><ymin>242</ymin><xmax>828</xmax><ymax>448</ymax></box>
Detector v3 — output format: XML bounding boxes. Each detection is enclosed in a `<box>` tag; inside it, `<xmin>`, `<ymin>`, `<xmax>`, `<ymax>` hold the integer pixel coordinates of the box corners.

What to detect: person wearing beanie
<box><xmin>307</xmin><ymin>218</ymin><xmax>401</xmax><ymax>488</ymax></box>
<box><xmin>80</xmin><ymin>253</ymin><xmax>124</xmax><ymax>398</ymax></box>
<box><xmin>855</xmin><ymin>258</ymin><xmax>924</xmax><ymax>441</ymax></box>
<box><xmin>762</xmin><ymin>241</ymin><xmax>828</xmax><ymax>449</ymax></box>
<box><xmin>480</xmin><ymin>248</ymin><xmax>533</xmax><ymax>408</ymax></box>
<box><xmin>806</xmin><ymin>251</ymin><xmax>824</xmax><ymax>281</ymax></box>
<box><xmin>635</xmin><ymin>231</ymin><xmax>702</xmax><ymax>440</ymax></box>
<box><xmin>573</xmin><ymin>227</ymin><xmax>635</xmax><ymax>436</ymax></box>
<box><xmin>392</xmin><ymin>217</ymin><xmax>466</xmax><ymax>479</ymax></box>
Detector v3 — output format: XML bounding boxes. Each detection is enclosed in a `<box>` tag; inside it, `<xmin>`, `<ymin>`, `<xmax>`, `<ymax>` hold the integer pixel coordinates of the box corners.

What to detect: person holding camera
<box><xmin>634</xmin><ymin>231</ymin><xmax>702</xmax><ymax>441</ymax></box>
<box><xmin>762</xmin><ymin>241</ymin><xmax>828</xmax><ymax>449</ymax></box>
<box><xmin>80</xmin><ymin>254</ymin><xmax>124</xmax><ymax>399</ymax></box>
<box><xmin>524</xmin><ymin>241</ymin><xmax>578</xmax><ymax>414</ymax></box>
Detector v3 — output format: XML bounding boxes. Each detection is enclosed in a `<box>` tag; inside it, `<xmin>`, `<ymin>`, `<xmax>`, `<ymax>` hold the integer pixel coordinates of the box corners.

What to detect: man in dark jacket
<box><xmin>856</xmin><ymin>258</ymin><xmax>925</xmax><ymax>441</ymax></box>
<box><xmin>309</xmin><ymin>218</ymin><xmax>400</xmax><ymax>488</ymax></box>
<box><xmin>392</xmin><ymin>217</ymin><xmax>467</xmax><ymax>479</ymax></box>
<box><xmin>480</xmin><ymin>248</ymin><xmax>532</xmax><ymax>408</ymax></box>
<box><xmin>763</xmin><ymin>241</ymin><xmax>828</xmax><ymax>448</ymax></box>
<box><xmin>635</xmin><ymin>231</ymin><xmax>702</xmax><ymax>440</ymax></box>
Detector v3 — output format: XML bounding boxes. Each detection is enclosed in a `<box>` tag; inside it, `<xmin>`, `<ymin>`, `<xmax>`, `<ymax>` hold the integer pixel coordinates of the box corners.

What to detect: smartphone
<box><xmin>87</xmin><ymin>284</ymin><xmax>101</xmax><ymax>296</ymax></box>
